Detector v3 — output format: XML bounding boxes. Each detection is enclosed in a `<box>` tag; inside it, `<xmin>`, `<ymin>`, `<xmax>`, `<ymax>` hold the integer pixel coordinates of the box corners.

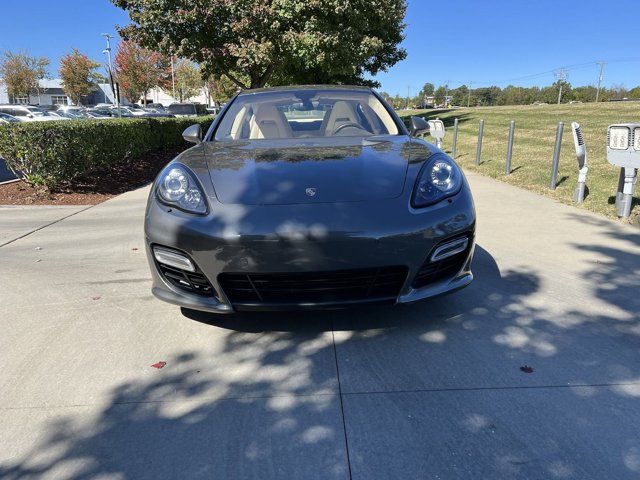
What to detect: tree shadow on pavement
<box><xmin>2</xmin><ymin>239</ymin><xmax>640</xmax><ymax>479</ymax></box>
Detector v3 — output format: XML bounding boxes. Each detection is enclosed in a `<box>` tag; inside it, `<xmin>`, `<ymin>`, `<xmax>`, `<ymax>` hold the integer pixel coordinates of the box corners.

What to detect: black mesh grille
<box><xmin>220</xmin><ymin>266</ymin><xmax>408</xmax><ymax>306</ymax></box>
<box><xmin>412</xmin><ymin>234</ymin><xmax>472</xmax><ymax>289</ymax></box>
<box><xmin>157</xmin><ymin>261</ymin><xmax>217</xmax><ymax>298</ymax></box>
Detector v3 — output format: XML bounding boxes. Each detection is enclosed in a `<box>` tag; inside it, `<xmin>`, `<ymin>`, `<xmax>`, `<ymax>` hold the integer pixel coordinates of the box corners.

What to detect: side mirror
<box><xmin>410</xmin><ymin>116</ymin><xmax>429</xmax><ymax>136</ymax></box>
<box><xmin>182</xmin><ymin>124</ymin><xmax>202</xmax><ymax>144</ymax></box>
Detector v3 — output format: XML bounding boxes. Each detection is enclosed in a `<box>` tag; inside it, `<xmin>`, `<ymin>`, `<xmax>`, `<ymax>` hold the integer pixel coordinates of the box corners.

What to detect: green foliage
<box><xmin>174</xmin><ymin>59</ymin><xmax>201</xmax><ymax>101</ymax></box>
<box><xmin>115</xmin><ymin>41</ymin><xmax>168</xmax><ymax>105</ymax></box>
<box><xmin>111</xmin><ymin>0</ymin><xmax>407</xmax><ymax>89</ymax></box>
<box><xmin>0</xmin><ymin>116</ymin><xmax>214</xmax><ymax>189</ymax></box>
<box><xmin>393</xmin><ymin>82</ymin><xmax>639</xmax><ymax>108</ymax></box>
<box><xmin>0</xmin><ymin>51</ymin><xmax>50</xmax><ymax>101</ymax></box>
<box><xmin>59</xmin><ymin>49</ymin><xmax>102</xmax><ymax>105</ymax></box>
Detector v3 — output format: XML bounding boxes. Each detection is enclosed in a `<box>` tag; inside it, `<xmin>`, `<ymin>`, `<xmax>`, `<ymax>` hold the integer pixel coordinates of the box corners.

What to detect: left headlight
<box><xmin>411</xmin><ymin>155</ymin><xmax>463</xmax><ymax>208</ymax></box>
<box><xmin>156</xmin><ymin>164</ymin><xmax>208</xmax><ymax>214</ymax></box>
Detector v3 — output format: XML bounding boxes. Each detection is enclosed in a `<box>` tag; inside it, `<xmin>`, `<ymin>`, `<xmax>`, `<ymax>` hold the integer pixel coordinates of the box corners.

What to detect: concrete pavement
<box><xmin>0</xmin><ymin>205</ymin><xmax>89</xmax><ymax>246</ymax></box>
<box><xmin>0</xmin><ymin>172</ymin><xmax>639</xmax><ymax>479</ymax></box>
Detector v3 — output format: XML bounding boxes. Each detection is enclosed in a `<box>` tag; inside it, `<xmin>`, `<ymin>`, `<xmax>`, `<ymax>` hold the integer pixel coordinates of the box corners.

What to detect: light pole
<box><xmin>171</xmin><ymin>53</ymin><xmax>176</xmax><ymax>101</ymax></box>
<box><xmin>595</xmin><ymin>61</ymin><xmax>606</xmax><ymax>103</ymax></box>
<box><xmin>444</xmin><ymin>80</ymin><xmax>449</xmax><ymax>108</ymax></box>
<box><xmin>101</xmin><ymin>33</ymin><xmax>121</xmax><ymax>117</ymax></box>
<box><xmin>555</xmin><ymin>68</ymin><xmax>567</xmax><ymax>105</ymax></box>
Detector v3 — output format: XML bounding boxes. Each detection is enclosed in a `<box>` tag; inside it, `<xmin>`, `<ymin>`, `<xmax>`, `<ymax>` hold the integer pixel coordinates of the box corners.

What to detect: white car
<box><xmin>0</xmin><ymin>105</ymin><xmax>61</xmax><ymax>122</ymax></box>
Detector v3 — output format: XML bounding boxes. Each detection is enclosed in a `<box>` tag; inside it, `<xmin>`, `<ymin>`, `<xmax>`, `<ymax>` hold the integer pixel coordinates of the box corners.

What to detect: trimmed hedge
<box><xmin>0</xmin><ymin>115</ymin><xmax>214</xmax><ymax>189</ymax></box>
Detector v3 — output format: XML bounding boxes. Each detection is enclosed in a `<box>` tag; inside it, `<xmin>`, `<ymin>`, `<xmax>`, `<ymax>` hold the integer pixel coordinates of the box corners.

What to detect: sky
<box><xmin>1</xmin><ymin>0</ymin><xmax>639</xmax><ymax>97</ymax></box>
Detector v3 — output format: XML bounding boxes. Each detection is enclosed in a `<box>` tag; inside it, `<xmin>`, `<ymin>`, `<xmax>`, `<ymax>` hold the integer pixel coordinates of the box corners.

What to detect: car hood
<box><xmin>203</xmin><ymin>136</ymin><xmax>414</xmax><ymax>205</ymax></box>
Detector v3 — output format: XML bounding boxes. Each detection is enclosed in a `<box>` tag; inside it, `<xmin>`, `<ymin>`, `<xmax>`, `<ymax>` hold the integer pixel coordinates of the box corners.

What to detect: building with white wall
<box><xmin>0</xmin><ymin>79</ymin><xmax>71</xmax><ymax>106</ymax></box>
<box><xmin>1</xmin><ymin>78</ymin><xmax>213</xmax><ymax>107</ymax></box>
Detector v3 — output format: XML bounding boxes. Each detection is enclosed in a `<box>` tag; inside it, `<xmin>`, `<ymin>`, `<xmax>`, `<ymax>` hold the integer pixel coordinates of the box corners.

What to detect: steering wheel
<box><xmin>332</xmin><ymin>122</ymin><xmax>362</xmax><ymax>134</ymax></box>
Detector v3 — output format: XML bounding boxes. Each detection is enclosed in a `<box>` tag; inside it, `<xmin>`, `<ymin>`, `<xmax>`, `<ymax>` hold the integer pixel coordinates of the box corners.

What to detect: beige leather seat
<box><xmin>249</xmin><ymin>104</ymin><xmax>293</xmax><ymax>139</ymax></box>
<box><xmin>324</xmin><ymin>101</ymin><xmax>359</xmax><ymax>135</ymax></box>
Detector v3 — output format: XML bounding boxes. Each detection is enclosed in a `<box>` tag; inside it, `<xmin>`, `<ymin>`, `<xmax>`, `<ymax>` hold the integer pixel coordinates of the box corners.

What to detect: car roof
<box><xmin>238</xmin><ymin>84</ymin><xmax>372</xmax><ymax>95</ymax></box>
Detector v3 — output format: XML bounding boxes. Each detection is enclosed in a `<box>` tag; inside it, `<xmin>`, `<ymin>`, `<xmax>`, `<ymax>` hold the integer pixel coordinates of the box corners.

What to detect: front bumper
<box><xmin>145</xmin><ymin>186</ymin><xmax>476</xmax><ymax>313</ymax></box>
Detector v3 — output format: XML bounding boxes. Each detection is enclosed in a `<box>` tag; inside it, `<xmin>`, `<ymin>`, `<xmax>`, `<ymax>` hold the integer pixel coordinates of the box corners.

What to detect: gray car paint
<box><xmin>144</xmin><ymin>87</ymin><xmax>476</xmax><ymax>313</ymax></box>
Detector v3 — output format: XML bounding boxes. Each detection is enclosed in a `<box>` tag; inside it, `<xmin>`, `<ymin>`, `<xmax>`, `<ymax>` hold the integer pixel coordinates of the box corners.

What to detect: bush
<box><xmin>0</xmin><ymin>116</ymin><xmax>214</xmax><ymax>189</ymax></box>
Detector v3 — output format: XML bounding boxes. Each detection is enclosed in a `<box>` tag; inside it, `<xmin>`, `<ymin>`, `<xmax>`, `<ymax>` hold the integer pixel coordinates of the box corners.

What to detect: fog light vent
<box><xmin>430</xmin><ymin>237</ymin><xmax>469</xmax><ymax>262</ymax></box>
<box><xmin>152</xmin><ymin>245</ymin><xmax>217</xmax><ymax>298</ymax></box>
<box><xmin>153</xmin><ymin>246</ymin><xmax>195</xmax><ymax>272</ymax></box>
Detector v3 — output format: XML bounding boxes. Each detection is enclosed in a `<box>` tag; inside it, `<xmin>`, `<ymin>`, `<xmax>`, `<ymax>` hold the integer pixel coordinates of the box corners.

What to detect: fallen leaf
<box><xmin>92</xmin><ymin>296</ymin><xmax>101</xmax><ymax>301</ymax></box>
<box><xmin>151</xmin><ymin>361</ymin><xmax>167</xmax><ymax>369</ymax></box>
<box><xmin>520</xmin><ymin>365</ymin><xmax>534</xmax><ymax>373</ymax></box>
<box><xmin>132</xmin><ymin>247</ymin><xmax>139</xmax><ymax>251</ymax></box>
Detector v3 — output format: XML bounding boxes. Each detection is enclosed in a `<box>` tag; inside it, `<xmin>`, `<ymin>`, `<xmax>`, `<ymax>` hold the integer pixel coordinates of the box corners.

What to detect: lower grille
<box><xmin>157</xmin><ymin>263</ymin><xmax>217</xmax><ymax>298</ymax></box>
<box><xmin>412</xmin><ymin>234</ymin><xmax>473</xmax><ymax>289</ymax></box>
<box><xmin>219</xmin><ymin>266</ymin><xmax>408</xmax><ymax>306</ymax></box>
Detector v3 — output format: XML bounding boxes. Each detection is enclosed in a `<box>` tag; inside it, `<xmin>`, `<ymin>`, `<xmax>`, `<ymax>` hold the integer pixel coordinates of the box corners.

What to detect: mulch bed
<box><xmin>0</xmin><ymin>146</ymin><xmax>182</xmax><ymax>206</ymax></box>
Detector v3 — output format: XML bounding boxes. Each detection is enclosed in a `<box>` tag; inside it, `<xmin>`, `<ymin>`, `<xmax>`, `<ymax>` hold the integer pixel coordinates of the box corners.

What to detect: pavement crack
<box><xmin>341</xmin><ymin>381</ymin><xmax>640</xmax><ymax>397</ymax></box>
<box><xmin>331</xmin><ymin>324</ymin><xmax>353</xmax><ymax>480</ymax></box>
<box><xmin>0</xmin><ymin>204</ymin><xmax>96</xmax><ymax>248</ymax></box>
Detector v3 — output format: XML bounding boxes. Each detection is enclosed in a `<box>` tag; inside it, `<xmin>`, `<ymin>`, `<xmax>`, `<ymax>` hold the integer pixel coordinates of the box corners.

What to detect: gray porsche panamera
<box><xmin>144</xmin><ymin>85</ymin><xmax>475</xmax><ymax>313</ymax></box>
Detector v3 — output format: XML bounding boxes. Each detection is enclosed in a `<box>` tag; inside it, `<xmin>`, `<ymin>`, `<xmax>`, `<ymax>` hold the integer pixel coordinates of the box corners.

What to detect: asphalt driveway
<box><xmin>0</xmin><ymin>172</ymin><xmax>639</xmax><ymax>479</ymax></box>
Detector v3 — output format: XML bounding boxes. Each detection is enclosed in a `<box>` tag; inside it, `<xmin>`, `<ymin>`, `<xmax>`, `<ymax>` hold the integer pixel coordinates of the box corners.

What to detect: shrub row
<box><xmin>0</xmin><ymin>116</ymin><xmax>215</xmax><ymax>189</ymax></box>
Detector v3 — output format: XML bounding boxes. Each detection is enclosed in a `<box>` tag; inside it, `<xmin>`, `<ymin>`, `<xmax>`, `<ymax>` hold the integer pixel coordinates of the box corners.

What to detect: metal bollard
<box><xmin>550</xmin><ymin>122</ymin><xmax>564</xmax><ymax>190</ymax></box>
<box><xmin>475</xmin><ymin>119</ymin><xmax>484</xmax><ymax>166</ymax></box>
<box><xmin>505</xmin><ymin>120</ymin><xmax>515</xmax><ymax>175</ymax></box>
<box><xmin>452</xmin><ymin>118</ymin><xmax>459</xmax><ymax>158</ymax></box>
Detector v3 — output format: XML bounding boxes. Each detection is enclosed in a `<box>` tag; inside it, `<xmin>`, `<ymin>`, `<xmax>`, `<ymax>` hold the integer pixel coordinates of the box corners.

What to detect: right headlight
<box><xmin>411</xmin><ymin>155</ymin><xmax>463</xmax><ymax>208</ymax></box>
<box><xmin>156</xmin><ymin>163</ymin><xmax>208</xmax><ymax>214</ymax></box>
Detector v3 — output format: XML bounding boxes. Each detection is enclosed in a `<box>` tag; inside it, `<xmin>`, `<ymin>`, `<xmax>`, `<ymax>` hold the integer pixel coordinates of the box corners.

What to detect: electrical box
<box><xmin>427</xmin><ymin>119</ymin><xmax>446</xmax><ymax>140</ymax></box>
<box><xmin>607</xmin><ymin>123</ymin><xmax>640</xmax><ymax>168</ymax></box>
<box><xmin>607</xmin><ymin>123</ymin><xmax>640</xmax><ymax>219</ymax></box>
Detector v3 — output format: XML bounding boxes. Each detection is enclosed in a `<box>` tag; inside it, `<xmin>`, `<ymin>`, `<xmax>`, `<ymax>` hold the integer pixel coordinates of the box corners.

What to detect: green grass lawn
<box><xmin>398</xmin><ymin>102</ymin><xmax>640</xmax><ymax>220</ymax></box>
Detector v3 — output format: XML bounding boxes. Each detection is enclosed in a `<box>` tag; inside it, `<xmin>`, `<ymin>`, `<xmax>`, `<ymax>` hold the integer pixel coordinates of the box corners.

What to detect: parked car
<box><xmin>144</xmin><ymin>85</ymin><xmax>476</xmax><ymax>313</ymax></box>
<box><xmin>0</xmin><ymin>112</ymin><xmax>20</xmax><ymax>123</ymax></box>
<box><xmin>146</xmin><ymin>103</ymin><xmax>167</xmax><ymax>111</ymax></box>
<box><xmin>84</xmin><ymin>111</ymin><xmax>112</xmax><ymax>119</ymax></box>
<box><xmin>44</xmin><ymin>111</ymin><xmax>72</xmax><ymax>120</ymax></box>
<box><xmin>0</xmin><ymin>105</ymin><xmax>60</xmax><ymax>121</ymax></box>
<box><xmin>167</xmin><ymin>103</ymin><xmax>208</xmax><ymax>117</ymax></box>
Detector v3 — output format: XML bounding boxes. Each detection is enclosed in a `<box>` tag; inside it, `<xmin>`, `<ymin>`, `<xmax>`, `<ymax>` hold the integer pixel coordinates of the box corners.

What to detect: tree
<box><xmin>628</xmin><ymin>86</ymin><xmax>640</xmax><ymax>100</ymax></box>
<box><xmin>59</xmin><ymin>49</ymin><xmax>101</xmax><ymax>105</ymax></box>
<box><xmin>0</xmin><ymin>51</ymin><xmax>49</xmax><ymax>103</ymax></box>
<box><xmin>419</xmin><ymin>82</ymin><xmax>435</xmax><ymax>98</ymax></box>
<box><xmin>115</xmin><ymin>40</ymin><xmax>167</xmax><ymax>105</ymax></box>
<box><xmin>204</xmin><ymin>73</ymin><xmax>239</xmax><ymax>105</ymax></box>
<box><xmin>173</xmin><ymin>59</ymin><xmax>201</xmax><ymax>102</ymax></box>
<box><xmin>434</xmin><ymin>86</ymin><xmax>447</xmax><ymax>106</ymax></box>
<box><xmin>111</xmin><ymin>0</ymin><xmax>407</xmax><ymax>89</ymax></box>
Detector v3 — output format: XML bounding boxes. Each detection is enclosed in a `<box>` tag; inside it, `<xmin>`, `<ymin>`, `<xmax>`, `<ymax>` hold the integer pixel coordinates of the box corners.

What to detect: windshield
<box><xmin>25</xmin><ymin>107</ymin><xmax>45</xmax><ymax>117</ymax></box>
<box><xmin>215</xmin><ymin>89</ymin><xmax>399</xmax><ymax>141</ymax></box>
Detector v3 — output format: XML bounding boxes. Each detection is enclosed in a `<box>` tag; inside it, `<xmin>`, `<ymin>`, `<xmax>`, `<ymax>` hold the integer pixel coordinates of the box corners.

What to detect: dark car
<box><xmin>144</xmin><ymin>86</ymin><xmax>475</xmax><ymax>313</ymax></box>
<box><xmin>167</xmin><ymin>103</ymin><xmax>209</xmax><ymax>117</ymax></box>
